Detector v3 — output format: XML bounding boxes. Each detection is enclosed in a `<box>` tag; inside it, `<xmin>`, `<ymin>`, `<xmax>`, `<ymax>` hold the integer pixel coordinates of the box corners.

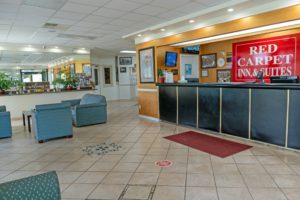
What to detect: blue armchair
<box><xmin>0</xmin><ymin>171</ymin><xmax>61</xmax><ymax>200</ymax></box>
<box><xmin>62</xmin><ymin>94</ymin><xmax>107</xmax><ymax>127</ymax></box>
<box><xmin>0</xmin><ymin>105</ymin><xmax>12</xmax><ymax>139</ymax></box>
<box><xmin>32</xmin><ymin>103</ymin><xmax>73</xmax><ymax>143</ymax></box>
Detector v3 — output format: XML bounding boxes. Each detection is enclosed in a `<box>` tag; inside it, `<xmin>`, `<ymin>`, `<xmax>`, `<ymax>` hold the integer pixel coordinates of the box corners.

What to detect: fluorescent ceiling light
<box><xmin>74</xmin><ymin>48</ymin><xmax>90</xmax><ymax>54</ymax></box>
<box><xmin>160</xmin><ymin>28</ymin><xmax>166</xmax><ymax>32</ymax></box>
<box><xmin>49</xmin><ymin>47</ymin><xmax>63</xmax><ymax>53</ymax></box>
<box><xmin>120</xmin><ymin>50</ymin><xmax>136</xmax><ymax>54</ymax></box>
<box><xmin>138</xmin><ymin>34</ymin><xmax>142</xmax><ymax>37</ymax></box>
<box><xmin>171</xmin><ymin>19</ymin><xmax>300</xmax><ymax>46</ymax></box>
<box><xmin>189</xmin><ymin>19</ymin><xmax>195</xmax><ymax>23</ymax></box>
<box><xmin>22</xmin><ymin>46</ymin><xmax>36</xmax><ymax>52</ymax></box>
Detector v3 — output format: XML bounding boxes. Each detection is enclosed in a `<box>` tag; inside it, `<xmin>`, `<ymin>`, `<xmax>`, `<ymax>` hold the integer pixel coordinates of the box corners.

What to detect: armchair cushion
<box><xmin>80</xmin><ymin>94</ymin><xmax>106</xmax><ymax>105</ymax></box>
<box><xmin>0</xmin><ymin>171</ymin><xmax>61</xmax><ymax>200</ymax></box>
<box><xmin>61</xmin><ymin>99</ymin><xmax>81</xmax><ymax>107</ymax></box>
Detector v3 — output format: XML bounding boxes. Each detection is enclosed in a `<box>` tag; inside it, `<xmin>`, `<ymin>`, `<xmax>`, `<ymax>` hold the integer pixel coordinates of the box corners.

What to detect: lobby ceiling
<box><xmin>0</xmin><ymin>0</ymin><xmax>299</xmax><ymax>53</ymax></box>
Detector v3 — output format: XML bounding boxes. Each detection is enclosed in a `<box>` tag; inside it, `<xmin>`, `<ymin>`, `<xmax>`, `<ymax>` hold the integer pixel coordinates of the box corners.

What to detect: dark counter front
<box><xmin>157</xmin><ymin>83</ymin><xmax>300</xmax><ymax>150</ymax></box>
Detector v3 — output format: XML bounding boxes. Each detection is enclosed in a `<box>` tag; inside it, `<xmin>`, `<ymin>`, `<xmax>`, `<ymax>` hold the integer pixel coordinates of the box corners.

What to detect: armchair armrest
<box><xmin>62</xmin><ymin>99</ymin><xmax>81</xmax><ymax>107</ymax></box>
<box><xmin>0</xmin><ymin>111</ymin><xmax>10</xmax><ymax>117</ymax></box>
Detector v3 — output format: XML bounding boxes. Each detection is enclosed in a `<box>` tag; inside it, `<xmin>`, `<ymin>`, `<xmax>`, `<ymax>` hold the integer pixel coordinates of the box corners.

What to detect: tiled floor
<box><xmin>1</xmin><ymin>101</ymin><xmax>300</xmax><ymax>200</ymax></box>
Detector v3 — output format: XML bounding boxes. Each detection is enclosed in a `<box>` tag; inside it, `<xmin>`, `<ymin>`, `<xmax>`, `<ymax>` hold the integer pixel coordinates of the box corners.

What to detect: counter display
<box><xmin>157</xmin><ymin>83</ymin><xmax>300</xmax><ymax>150</ymax></box>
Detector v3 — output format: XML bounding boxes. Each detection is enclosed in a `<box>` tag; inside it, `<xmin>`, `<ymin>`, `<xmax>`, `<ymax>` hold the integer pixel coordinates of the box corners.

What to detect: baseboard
<box><xmin>139</xmin><ymin>115</ymin><xmax>160</xmax><ymax>122</ymax></box>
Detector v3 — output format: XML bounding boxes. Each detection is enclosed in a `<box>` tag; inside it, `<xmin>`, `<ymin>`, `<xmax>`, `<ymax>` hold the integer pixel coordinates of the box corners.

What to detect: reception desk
<box><xmin>157</xmin><ymin>83</ymin><xmax>300</xmax><ymax>150</ymax></box>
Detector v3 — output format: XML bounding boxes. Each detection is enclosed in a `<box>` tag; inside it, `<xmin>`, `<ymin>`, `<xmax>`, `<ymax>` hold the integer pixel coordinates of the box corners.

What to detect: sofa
<box><xmin>0</xmin><ymin>171</ymin><xmax>61</xmax><ymax>200</ymax></box>
<box><xmin>32</xmin><ymin>103</ymin><xmax>73</xmax><ymax>143</ymax></box>
<box><xmin>0</xmin><ymin>105</ymin><xmax>12</xmax><ymax>139</ymax></box>
<box><xmin>62</xmin><ymin>94</ymin><xmax>107</xmax><ymax>127</ymax></box>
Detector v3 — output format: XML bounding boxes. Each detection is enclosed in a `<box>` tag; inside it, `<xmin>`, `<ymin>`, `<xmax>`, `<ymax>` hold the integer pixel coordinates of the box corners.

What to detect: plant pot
<box><xmin>66</xmin><ymin>86</ymin><xmax>73</xmax><ymax>90</ymax></box>
<box><xmin>159</xmin><ymin>77</ymin><xmax>165</xmax><ymax>83</ymax></box>
<box><xmin>0</xmin><ymin>90</ymin><xmax>5</xmax><ymax>95</ymax></box>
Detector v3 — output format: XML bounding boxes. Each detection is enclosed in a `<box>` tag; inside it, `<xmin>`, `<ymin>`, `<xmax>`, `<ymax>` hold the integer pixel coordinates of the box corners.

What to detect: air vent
<box><xmin>57</xmin><ymin>34</ymin><xmax>97</xmax><ymax>40</ymax></box>
<box><xmin>24</xmin><ymin>0</ymin><xmax>67</xmax><ymax>10</ymax></box>
<box><xmin>43</xmin><ymin>23</ymin><xmax>69</xmax><ymax>31</ymax></box>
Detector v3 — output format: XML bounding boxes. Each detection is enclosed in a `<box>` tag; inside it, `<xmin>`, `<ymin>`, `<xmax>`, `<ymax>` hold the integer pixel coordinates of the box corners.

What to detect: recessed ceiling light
<box><xmin>189</xmin><ymin>19</ymin><xmax>195</xmax><ymax>23</ymax></box>
<box><xmin>227</xmin><ymin>8</ymin><xmax>234</xmax><ymax>12</ymax></box>
<box><xmin>137</xmin><ymin>34</ymin><xmax>142</xmax><ymax>37</ymax></box>
<box><xmin>160</xmin><ymin>28</ymin><xmax>166</xmax><ymax>32</ymax></box>
<box><xmin>54</xmin><ymin>46</ymin><xmax>59</xmax><ymax>49</ymax></box>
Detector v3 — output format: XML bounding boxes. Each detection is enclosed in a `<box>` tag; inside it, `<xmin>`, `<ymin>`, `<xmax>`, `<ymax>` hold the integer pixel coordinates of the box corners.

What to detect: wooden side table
<box><xmin>22</xmin><ymin>111</ymin><xmax>32</xmax><ymax>132</ymax></box>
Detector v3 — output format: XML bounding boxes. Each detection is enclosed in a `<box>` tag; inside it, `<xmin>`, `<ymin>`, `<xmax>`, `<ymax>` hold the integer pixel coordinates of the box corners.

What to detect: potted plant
<box><xmin>52</xmin><ymin>78</ymin><xmax>65</xmax><ymax>91</ymax></box>
<box><xmin>158</xmin><ymin>69</ymin><xmax>165</xmax><ymax>83</ymax></box>
<box><xmin>0</xmin><ymin>72</ymin><xmax>12</xmax><ymax>95</ymax></box>
<box><xmin>64</xmin><ymin>77</ymin><xmax>78</xmax><ymax>90</ymax></box>
<box><xmin>12</xmin><ymin>80</ymin><xmax>25</xmax><ymax>94</ymax></box>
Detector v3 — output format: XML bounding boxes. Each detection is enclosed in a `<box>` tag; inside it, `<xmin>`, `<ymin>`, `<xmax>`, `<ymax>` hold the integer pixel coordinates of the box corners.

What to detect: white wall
<box><xmin>91</xmin><ymin>50</ymin><xmax>120</xmax><ymax>101</ymax></box>
<box><xmin>91</xmin><ymin>49</ymin><xmax>137</xmax><ymax>101</ymax></box>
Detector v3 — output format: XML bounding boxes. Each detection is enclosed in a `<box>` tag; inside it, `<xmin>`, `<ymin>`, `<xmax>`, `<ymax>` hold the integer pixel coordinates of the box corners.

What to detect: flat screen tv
<box><xmin>182</xmin><ymin>45</ymin><xmax>200</xmax><ymax>54</ymax></box>
<box><xmin>165</xmin><ymin>51</ymin><xmax>177</xmax><ymax>67</ymax></box>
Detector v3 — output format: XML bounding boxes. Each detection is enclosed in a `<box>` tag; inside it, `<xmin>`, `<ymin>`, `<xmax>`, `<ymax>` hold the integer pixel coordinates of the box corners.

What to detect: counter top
<box><xmin>1</xmin><ymin>88</ymin><xmax>95</xmax><ymax>97</ymax></box>
<box><xmin>156</xmin><ymin>82</ymin><xmax>300</xmax><ymax>90</ymax></box>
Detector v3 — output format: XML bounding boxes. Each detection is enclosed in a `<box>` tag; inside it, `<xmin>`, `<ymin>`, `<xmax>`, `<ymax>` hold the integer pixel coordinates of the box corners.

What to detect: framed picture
<box><xmin>201</xmin><ymin>53</ymin><xmax>217</xmax><ymax>68</ymax></box>
<box><xmin>201</xmin><ymin>69</ymin><xmax>208</xmax><ymax>77</ymax></box>
<box><xmin>217</xmin><ymin>69</ymin><xmax>231</xmax><ymax>83</ymax></box>
<box><xmin>139</xmin><ymin>47</ymin><xmax>155</xmax><ymax>83</ymax></box>
<box><xmin>119</xmin><ymin>57</ymin><xmax>132</xmax><ymax>65</ymax></box>
<box><xmin>120</xmin><ymin>67</ymin><xmax>127</xmax><ymax>73</ymax></box>
<box><xmin>82</xmin><ymin>64</ymin><xmax>92</xmax><ymax>77</ymax></box>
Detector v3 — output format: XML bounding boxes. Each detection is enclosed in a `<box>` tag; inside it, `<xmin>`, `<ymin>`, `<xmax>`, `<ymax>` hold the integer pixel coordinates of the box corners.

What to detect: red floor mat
<box><xmin>164</xmin><ymin>131</ymin><xmax>252</xmax><ymax>158</ymax></box>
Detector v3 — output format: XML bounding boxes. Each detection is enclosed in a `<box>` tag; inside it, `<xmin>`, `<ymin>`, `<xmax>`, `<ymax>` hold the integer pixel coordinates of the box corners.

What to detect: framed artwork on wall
<box><xmin>201</xmin><ymin>69</ymin><xmax>209</xmax><ymax>77</ymax></box>
<box><xmin>217</xmin><ymin>69</ymin><xmax>231</xmax><ymax>83</ymax></box>
<box><xmin>82</xmin><ymin>64</ymin><xmax>92</xmax><ymax>77</ymax></box>
<box><xmin>138</xmin><ymin>47</ymin><xmax>155</xmax><ymax>83</ymax></box>
<box><xmin>119</xmin><ymin>57</ymin><xmax>132</xmax><ymax>65</ymax></box>
<box><xmin>201</xmin><ymin>53</ymin><xmax>217</xmax><ymax>68</ymax></box>
<box><xmin>120</xmin><ymin>67</ymin><xmax>127</xmax><ymax>73</ymax></box>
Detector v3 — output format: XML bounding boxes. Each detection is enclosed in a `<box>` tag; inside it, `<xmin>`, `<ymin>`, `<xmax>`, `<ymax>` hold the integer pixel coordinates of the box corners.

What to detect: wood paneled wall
<box><xmin>136</xmin><ymin>5</ymin><xmax>300</xmax><ymax>118</ymax></box>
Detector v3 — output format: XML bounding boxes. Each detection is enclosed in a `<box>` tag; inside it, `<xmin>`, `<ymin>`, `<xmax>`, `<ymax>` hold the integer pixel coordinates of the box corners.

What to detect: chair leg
<box><xmin>38</xmin><ymin>140</ymin><xmax>44</xmax><ymax>144</ymax></box>
<box><xmin>66</xmin><ymin>135</ymin><xmax>73</xmax><ymax>139</ymax></box>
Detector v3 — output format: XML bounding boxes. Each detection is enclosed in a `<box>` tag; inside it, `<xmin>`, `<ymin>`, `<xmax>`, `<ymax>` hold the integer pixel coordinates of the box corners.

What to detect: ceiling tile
<box><xmin>83</xmin><ymin>15</ymin><xmax>113</xmax><ymax>23</ymax></box>
<box><xmin>134</xmin><ymin>5</ymin><xmax>168</xmax><ymax>16</ymax></box>
<box><xmin>121</xmin><ymin>13</ymin><xmax>151</xmax><ymax>22</ymax></box>
<box><xmin>61</xmin><ymin>2</ymin><xmax>98</xmax><ymax>14</ymax></box>
<box><xmin>69</xmin><ymin>0</ymin><xmax>110</xmax><ymax>6</ymax></box>
<box><xmin>18</xmin><ymin>5</ymin><xmax>56</xmax><ymax>17</ymax></box>
<box><xmin>53</xmin><ymin>11</ymin><xmax>86</xmax><ymax>20</ymax></box>
<box><xmin>48</xmin><ymin>18</ymin><xmax>77</xmax><ymax>25</ymax></box>
<box><xmin>93</xmin><ymin>7</ymin><xmax>126</xmax><ymax>18</ymax></box>
<box><xmin>104</xmin><ymin>0</ymin><xmax>142</xmax><ymax>12</ymax></box>
<box><xmin>150</xmin><ymin>0</ymin><xmax>191</xmax><ymax>9</ymax></box>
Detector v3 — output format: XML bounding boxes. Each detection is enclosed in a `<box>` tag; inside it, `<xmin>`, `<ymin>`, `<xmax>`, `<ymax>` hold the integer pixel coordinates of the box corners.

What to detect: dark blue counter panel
<box><xmin>288</xmin><ymin>90</ymin><xmax>300</xmax><ymax>149</ymax></box>
<box><xmin>251</xmin><ymin>89</ymin><xmax>287</xmax><ymax>146</ymax></box>
<box><xmin>159</xmin><ymin>86</ymin><xmax>177</xmax><ymax>123</ymax></box>
<box><xmin>178</xmin><ymin>87</ymin><xmax>197</xmax><ymax>127</ymax></box>
<box><xmin>222</xmin><ymin>88</ymin><xmax>249</xmax><ymax>138</ymax></box>
<box><xmin>198</xmin><ymin>87</ymin><xmax>220</xmax><ymax>132</ymax></box>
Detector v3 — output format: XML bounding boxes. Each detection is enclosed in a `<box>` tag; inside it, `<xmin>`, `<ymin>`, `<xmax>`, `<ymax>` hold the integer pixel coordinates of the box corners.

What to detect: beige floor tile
<box><xmin>272</xmin><ymin>174</ymin><xmax>300</xmax><ymax>188</ymax></box>
<box><xmin>218</xmin><ymin>187</ymin><xmax>253</xmax><ymax>200</ymax></box>
<box><xmin>136</xmin><ymin>162</ymin><xmax>162</xmax><ymax>173</ymax></box>
<box><xmin>234</xmin><ymin>155</ymin><xmax>259</xmax><ymax>164</ymax></box>
<box><xmin>242</xmin><ymin>174</ymin><xmax>277</xmax><ymax>188</ymax></box>
<box><xmin>249</xmin><ymin>188</ymin><xmax>287</xmax><ymax>200</ymax></box>
<box><xmin>186</xmin><ymin>174</ymin><xmax>215</xmax><ymax>187</ymax></box>
<box><xmin>289</xmin><ymin>165</ymin><xmax>300</xmax><ymax>175</ymax></box>
<box><xmin>210</xmin><ymin>156</ymin><xmax>235</xmax><ymax>164</ymax></box>
<box><xmin>162</xmin><ymin>162</ymin><xmax>187</xmax><ymax>173</ymax></box>
<box><xmin>256</xmin><ymin>156</ymin><xmax>284</xmax><ymax>165</ymax></box>
<box><xmin>215</xmin><ymin>174</ymin><xmax>246</xmax><ymax>187</ymax></box>
<box><xmin>88</xmin><ymin>161</ymin><xmax>117</xmax><ymax>171</ymax></box>
<box><xmin>57</xmin><ymin>172</ymin><xmax>83</xmax><ymax>184</ymax></box>
<box><xmin>64</xmin><ymin>161</ymin><xmax>94</xmax><ymax>172</ymax></box>
<box><xmin>157</xmin><ymin>173</ymin><xmax>186</xmax><ymax>186</ymax></box>
<box><xmin>112</xmin><ymin>162</ymin><xmax>140</xmax><ymax>172</ymax></box>
<box><xmin>264</xmin><ymin>164</ymin><xmax>295</xmax><ymax>175</ymax></box>
<box><xmin>88</xmin><ymin>184</ymin><xmax>125</xmax><ymax>199</ymax></box>
<box><xmin>237</xmin><ymin>164</ymin><xmax>267</xmax><ymax>174</ymax></box>
<box><xmin>102</xmin><ymin>172</ymin><xmax>132</xmax><ymax>184</ymax></box>
<box><xmin>75</xmin><ymin>172</ymin><xmax>107</xmax><ymax>184</ymax></box>
<box><xmin>62</xmin><ymin>183</ymin><xmax>97</xmax><ymax>199</ymax></box>
<box><xmin>20</xmin><ymin>161</ymin><xmax>50</xmax><ymax>171</ymax></box>
<box><xmin>152</xmin><ymin>186</ymin><xmax>185</xmax><ymax>200</ymax></box>
<box><xmin>120</xmin><ymin>155</ymin><xmax>145</xmax><ymax>162</ymax></box>
<box><xmin>187</xmin><ymin>163</ymin><xmax>212</xmax><ymax>174</ymax></box>
<box><xmin>188</xmin><ymin>155</ymin><xmax>210</xmax><ymax>164</ymax></box>
<box><xmin>123</xmin><ymin>185</ymin><xmax>152</xmax><ymax>199</ymax></box>
<box><xmin>100</xmin><ymin>155</ymin><xmax>123</xmax><ymax>162</ymax></box>
<box><xmin>282</xmin><ymin>188</ymin><xmax>300</xmax><ymax>200</ymax></box>
<box><xmin>129</xmin><ymin>172</ymin><xmax>159</xmax><ymax>185</ymax></box>
<box><xmin>212</xmin><ymin>164</ymin><xmax>240</xmax><ymax>174</ymax></box>
<box><xmin>185</xmin><ymin>187</ymin><xmax>218</xmax><ymax>200</ymax></box>
<box><xmin>42</xmin><ymin>162</ymin><xmax>71</xmax><ymax>171</ymax></box>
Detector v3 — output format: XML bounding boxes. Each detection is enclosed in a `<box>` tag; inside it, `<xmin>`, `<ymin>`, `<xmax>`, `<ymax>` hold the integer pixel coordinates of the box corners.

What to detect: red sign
<box><xmin>155</xmin><ymin>160</ymin><xmax>172</xmax><ymax>168</ymax></box>
<box><xmin>232</xmin><ymin>34</ymin><xmax>300</xmax><ymax>82</ymax></box>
